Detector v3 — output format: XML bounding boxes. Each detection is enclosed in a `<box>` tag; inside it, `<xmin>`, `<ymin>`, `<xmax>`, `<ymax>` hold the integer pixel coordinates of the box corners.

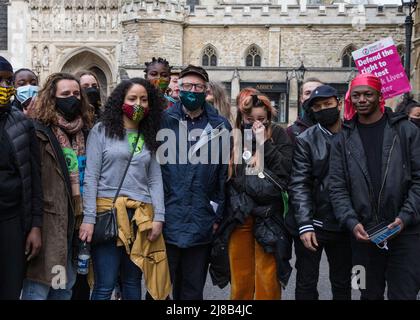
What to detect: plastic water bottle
<box><xmin>77</xmin><ymin>241</ymin><xmax>90</xmax><ymax>275</ymax></box>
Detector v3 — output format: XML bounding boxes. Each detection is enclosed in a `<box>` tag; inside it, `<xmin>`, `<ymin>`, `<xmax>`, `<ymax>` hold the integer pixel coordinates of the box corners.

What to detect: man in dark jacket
<box><xmin>159</xmin><ymin>65</ymin><xmax>231</xmax><ymax>300</ymax></box>
<box><xmin>287</xmin><ymin>85</ymin><xmax>352</xmax><ymax>300</ymax></box>
<box><xmin>286</xmin><ymin>78</ymin><xmax>323</xmax><ymax>144</ymax></box>
<box><xmin>0</xmin><ymin>56</ymin><xmax>42</xmax><ymax>299</ymax></box>
<box><xmin>329</xmin><ymin>73</ymin><xmax>420</xmax><ymax>300</ymax></box>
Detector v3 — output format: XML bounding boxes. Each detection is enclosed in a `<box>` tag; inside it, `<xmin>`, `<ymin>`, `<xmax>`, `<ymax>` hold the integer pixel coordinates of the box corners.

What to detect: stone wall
<box><xmin>183</xmin><ymin>26</ymin><xmax>269</xmax><ymax>66</ymax></box>
<box><xmin>121</xmin><ymin>21</ymin><xmax>140</xmax><ymax>66</ymax></box>
<box><xmin>183</xmin><ymin>25</ymin><xmax>405</xmax><ymax>69</ymax></box>
<box><xmin>279</xmin><ymin>25</ymin><xmax>405</xmax><ymax>68</ymax></box>
<box><xmin>0</xmin><ymin>0</ymin><xmax>7</xmax><ymax>51</ymax></box>
<box><xmin>138</xmin><ymin>21</ymin><xmax>184</xmax><ymax>66</ymax></box>
<box><xmin>120</xmin><ymin>1</ymin><xmax>407</xmax><ymax>69</ymax></box>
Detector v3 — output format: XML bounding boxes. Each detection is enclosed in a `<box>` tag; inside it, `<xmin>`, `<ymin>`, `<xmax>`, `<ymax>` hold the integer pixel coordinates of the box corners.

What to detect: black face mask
<box><xmin>313</xmin><ymin>107</ymin><xmax>340</xmax><ymax>128</ymax></box>
<box><xmin>84</xmin><ymin>87</ymin><xmax>101</xmax><ymax>109</ymax></box>
<box><xmin>410</xmin><ymin>118</ymin><xmax>420</xmax><ymax>128</ymax></box>
<box><xmin>56</xmin><ymin>96</ymin><xmax>81</xmax><ymax>122</ymax></box>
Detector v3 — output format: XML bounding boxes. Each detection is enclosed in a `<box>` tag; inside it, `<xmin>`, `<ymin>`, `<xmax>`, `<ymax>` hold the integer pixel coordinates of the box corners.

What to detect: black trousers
<box><xmin>166</xmin><ymin>243</ymin><xmax>210</xmax><ymax>300</ymax></box>
<box><xmin>351</xmin><ymin>233</ymin><xmax>420</xmax><ymax>300</ymax></box>
<box><xmin>0</xmin><ymin>216</ymin><xmax>25</xmax><ymax>300</ymax></box>
<box><xmin>71</xmin><ymin>274</ymin><xmax>91</xmax><ymax>300</ymax></box>
<box><xmin>294</xmin><ymin>228</ymin><xmax>352</xmax><ymax>300</ymax></box>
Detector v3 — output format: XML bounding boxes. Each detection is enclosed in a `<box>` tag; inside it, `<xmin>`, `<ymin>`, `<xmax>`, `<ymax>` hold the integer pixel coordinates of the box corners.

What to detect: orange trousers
<box><xmin>228</xmin><ymin>216</ymin><xmax>281</xmax><ymax>300</ymax></box>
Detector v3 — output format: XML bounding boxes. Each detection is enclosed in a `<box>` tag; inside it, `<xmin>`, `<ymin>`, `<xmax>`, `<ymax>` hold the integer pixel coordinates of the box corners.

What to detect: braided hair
<box><xmin>143</xmin><ymin>57</ymin><xmax>172</xmax><ymax>78</ymax></box>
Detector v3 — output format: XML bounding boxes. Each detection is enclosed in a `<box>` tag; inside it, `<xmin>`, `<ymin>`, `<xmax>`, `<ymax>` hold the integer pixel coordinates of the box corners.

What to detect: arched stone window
<box><xmin>202</xmin><ymin>45</ymin><xmax>217</xmax><ymax>67</ymax></box>
<box><xmin>342</xmin><ymin>45</ymin><xmax>357</xmax><ymax>68</ymax></box>
<box><xmin>245</xmin><ymin>44</ymin><xmax>262</xmax><ymax>67</ymax></box>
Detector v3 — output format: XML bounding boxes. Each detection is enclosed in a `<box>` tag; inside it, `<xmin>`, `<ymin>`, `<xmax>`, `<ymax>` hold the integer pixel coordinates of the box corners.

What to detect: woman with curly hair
<box><xmin>79</xmin><ymin>78</ymin><xmax>171</xmax><ymax>300</ymax></box>
<box><xmin>21</xmin><ymin>72</ymin><xmax>92</xmax><ymax>300</ymax></box>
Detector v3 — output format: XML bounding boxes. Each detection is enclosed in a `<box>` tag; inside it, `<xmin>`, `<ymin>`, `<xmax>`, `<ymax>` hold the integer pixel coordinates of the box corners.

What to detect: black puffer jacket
<box><xmin>210</xmin><ymin>124</ymin><xmax>293</xmax><ymax>289</ymax></box>
<box><xmin>329</xmin><ymin>109</ymin><xmax>420</xmax><ymax>234</ymax></box>
<box><xmin>3</xmin><ymin>107</ymin><xmax>42</xmax><ymax>232</ymax></box>
<box><xmin>286</xmin><ymin>124</ymin><xmax>344</xmax><ymax>236</ymax></box>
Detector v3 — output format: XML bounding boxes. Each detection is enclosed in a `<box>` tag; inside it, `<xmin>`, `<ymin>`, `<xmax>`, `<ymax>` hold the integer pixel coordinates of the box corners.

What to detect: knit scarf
<box><xmin>52</xmin><ymin>114</ymin><xmax>86</xmax><ymax>215</ymax></box>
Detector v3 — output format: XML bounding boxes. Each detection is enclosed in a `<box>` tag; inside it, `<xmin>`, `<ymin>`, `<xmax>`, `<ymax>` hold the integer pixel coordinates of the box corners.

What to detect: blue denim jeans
<box><xmin>90</xmin><ymin>240</ymin><xmax>143</xmax><ymax>300</ymax></box>
<box><xmin>21</xmin><ymin>253</ymin><xmax>77</xmax><ymax>300</ymax></box>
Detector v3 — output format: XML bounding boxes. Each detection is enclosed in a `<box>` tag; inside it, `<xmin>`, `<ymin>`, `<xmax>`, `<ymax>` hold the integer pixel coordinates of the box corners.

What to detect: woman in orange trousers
<box><xmin>226</xmin><ymin>90</ymin><xmax>293</xmax><ymax>300</ymax></box>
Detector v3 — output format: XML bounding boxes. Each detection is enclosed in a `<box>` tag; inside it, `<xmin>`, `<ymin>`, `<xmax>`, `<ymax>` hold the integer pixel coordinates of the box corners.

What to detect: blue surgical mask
<box><xmin>16</xmin><ymin>85</ymin><xmax>39</xmax><ymax>104</ymax></box>
<box><xmin>179</xmin><ymin>91</ymin><xmax>206</xmax><ymax>112</ymax></box>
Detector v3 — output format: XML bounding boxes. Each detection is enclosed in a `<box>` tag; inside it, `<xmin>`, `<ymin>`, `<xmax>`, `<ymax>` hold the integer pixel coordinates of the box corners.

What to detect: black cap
<box><xmin>179</xmin><ymin>65</ymin><xmax>209</xmax><ymax>82</ymax></box>
<box><xmin>0</xmin><ymin>56</ymin><xmax>13</xmax><ymax>73</ymax></box>
<box><xmin>304</xmin><ymin>85</ymin><xmax>338</xmax><ymax>110</ymax></box>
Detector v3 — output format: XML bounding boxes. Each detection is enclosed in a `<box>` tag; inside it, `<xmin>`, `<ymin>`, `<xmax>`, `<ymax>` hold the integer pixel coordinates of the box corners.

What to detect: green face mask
<box><xmin>179</xmin><ymin>91</ymin><xmax>206</xmax><ymax>112</ymax></box>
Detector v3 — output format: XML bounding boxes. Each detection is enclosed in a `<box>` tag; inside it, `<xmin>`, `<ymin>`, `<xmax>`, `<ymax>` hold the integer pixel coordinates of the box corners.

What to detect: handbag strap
<box><xmin>112</xmin><ymin>132</ymin><xmax>141</xmax><ymax>206</ymax></box>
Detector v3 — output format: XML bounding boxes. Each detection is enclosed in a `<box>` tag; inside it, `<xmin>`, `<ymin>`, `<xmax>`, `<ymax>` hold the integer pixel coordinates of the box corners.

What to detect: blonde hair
<box><xmin>207</xmin><ymin>81</ymin><xmax>233</xmax><ymax>124</ymax></box>
<box><xmin>76</xmin><ymin>70</ymin><xmax>100</xmax><ymax>88</ymax></box>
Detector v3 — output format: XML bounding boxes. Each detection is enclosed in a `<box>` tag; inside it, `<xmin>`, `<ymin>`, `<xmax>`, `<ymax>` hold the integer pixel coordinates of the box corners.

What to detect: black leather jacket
<box><xmin>329</xmin><ymin>109</ymin><xmax>420</xmax><ymax>234</ymax></box>
<box><xmin>286</xmin><ymin>124</ymin><xmax>344</xmax><ymax>236</ymax></box>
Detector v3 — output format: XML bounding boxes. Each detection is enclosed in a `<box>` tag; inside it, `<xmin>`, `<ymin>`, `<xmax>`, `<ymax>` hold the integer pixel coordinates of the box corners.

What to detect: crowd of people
<box><xmin>0</xmin><ymin>54</ymin><xmax>419</xmax><ymax>300</ymax></box>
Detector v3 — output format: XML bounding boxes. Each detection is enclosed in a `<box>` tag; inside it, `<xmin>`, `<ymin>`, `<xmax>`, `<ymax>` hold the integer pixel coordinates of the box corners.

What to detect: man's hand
<box><xmin>387</xmin><ymin>217</ymin><xmax>404</xmax><ymax>237</ymax></box>
<box><xmin>25</xmin><ymin>227</ymin><xmax>42</xmax><ymax>261</ymax></box>
<box><xmin>79</xmin><ymin>223</ymin><xmax>94</xmax><ymax>243</ymax></box>
<box><xmin>147</xmin><ymin>221</ymin><xmax>163</xmax><ymax>242</ymax></box>
<box><xmin>353</xmin><ymin>223</ymin><xmax>370</xmax><ymax>242</ymax></box>
<box><xmin>300</xmin><ymin>231</ymin><xmax>318</xmax><ymax>252</ymax></box>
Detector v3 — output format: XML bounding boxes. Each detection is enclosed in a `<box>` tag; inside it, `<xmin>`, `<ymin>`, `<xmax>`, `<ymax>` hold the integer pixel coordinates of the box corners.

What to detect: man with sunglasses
<box><xmin>159</xmin><ymin>65</ymin><xmax>231</xmax><ymax>299</ymax></box>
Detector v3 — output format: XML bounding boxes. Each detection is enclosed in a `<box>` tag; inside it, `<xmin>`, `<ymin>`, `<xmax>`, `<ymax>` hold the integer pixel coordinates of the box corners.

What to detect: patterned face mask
<box><xmin>0</xmin><ymin>86</ymin><xmax>15</xmax><ymax>106</ymax></box>
<box><xmin>150</xmin><ymin>78</ymin><xmax>170</xmax><ymax>92</ymax></box>
<box><xmin>122</xmin><ymin>103</ymin><xmax>149</xmax><ymax>123</ymax></box>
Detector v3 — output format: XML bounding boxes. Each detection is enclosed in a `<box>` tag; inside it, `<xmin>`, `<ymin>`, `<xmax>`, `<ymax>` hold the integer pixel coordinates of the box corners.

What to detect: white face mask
<box><xmin>15</xmin><ymin>85</ymin><xmax>39</xmax><ymax>104</ymax></box>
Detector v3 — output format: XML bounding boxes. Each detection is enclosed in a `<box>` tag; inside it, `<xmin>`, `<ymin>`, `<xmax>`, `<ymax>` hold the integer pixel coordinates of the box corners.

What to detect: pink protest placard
<box><xmin>352</xmin><ymin>37</ymin><xmax>411</xmax><ymax>100</ymax></box>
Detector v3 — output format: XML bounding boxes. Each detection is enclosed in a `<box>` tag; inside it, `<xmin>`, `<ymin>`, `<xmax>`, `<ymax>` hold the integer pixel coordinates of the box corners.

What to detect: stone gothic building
<box><xmin>0</xmin><ymin>0</ymin><xmax>412</xmax><ymax>124</ymax></box>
